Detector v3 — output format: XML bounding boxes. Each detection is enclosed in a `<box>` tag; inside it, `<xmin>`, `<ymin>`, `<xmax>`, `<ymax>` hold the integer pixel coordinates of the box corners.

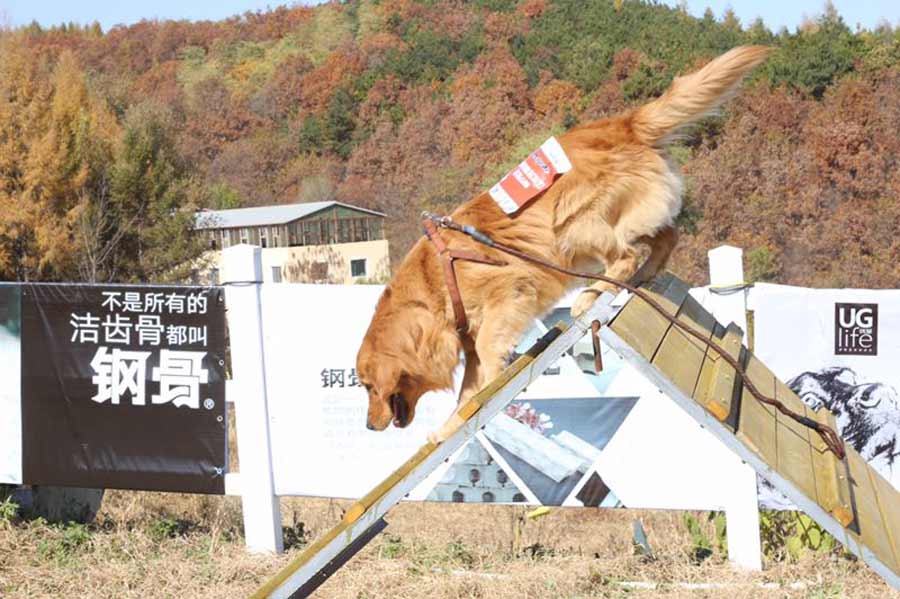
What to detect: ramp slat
<box><xmin>769</xmin><ymin>382</ymin><xmax>855</xmax><ymax>528</ymax></box>
<box><xmin>869</xmin><ymin>465</ymin><xmax>900</xmax><ymax>573</ymax></box>
<box><xmin>609</xmin><ymin>273</ymin><xmax>689</xmax><ymax>360</ymax></box>
<box><xmin>651</xmin><ymin>295</ymin><xmax>716</xmax><ymax>396</ymax></box>
<box><xmin>847</xmin><ymin>449</ymin><xmax>899</xmax><ymax>571</ymax></box>
<box><xmin>809</xmin><ymin>431</ymin><xmax>855</xmax><ymax>528</ymax></box>
<box><xmin>736</xmin><ymin>367</ymin><xmax>778</xmax><ymax>466</ymax></box>
<box><xmin>774</xmin><ymin>380</ymin><xmax>818</xmax><ymax>505</ymax></box>
<box><xmin>806</xmin><ymin>403</ymin><xmax>855</xmax><ymax>527</ymax></box>
<box><xmin>809</xmin><ymin>405</ymin><xmax>841</xmax><ymax>455</ymax></box>
<box><xmin>693</xmin><ymin>322</ymin><xmax>743</xmax><ymax>424</ymax></box>
<box><xmin>771</xmin><ymin>380</ymin><xmax>812</xmax><ymax>437</ymax></box>
<box><xmin>642</xmin><ymin>272</ymin><xmax>692</xmax><ymax>314</ymax></box>
<box><xmin>742</xmin><ymin>355</ymin><xmax>777</xmax><ymax>416</ymax></box>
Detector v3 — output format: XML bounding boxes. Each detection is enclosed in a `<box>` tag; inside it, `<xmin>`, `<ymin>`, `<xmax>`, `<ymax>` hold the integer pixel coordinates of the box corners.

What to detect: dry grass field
<box><xmin>1</xmin><ymin>490</ymin><xmax>897</xmax><ymax>599</ymax></box>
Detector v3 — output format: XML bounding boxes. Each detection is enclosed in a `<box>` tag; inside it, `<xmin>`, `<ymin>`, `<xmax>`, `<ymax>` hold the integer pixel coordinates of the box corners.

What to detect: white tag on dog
<box><xmin>489</xmin><ymin>136</ymin><xmax>572</xmax><ymax>215</ymax></box>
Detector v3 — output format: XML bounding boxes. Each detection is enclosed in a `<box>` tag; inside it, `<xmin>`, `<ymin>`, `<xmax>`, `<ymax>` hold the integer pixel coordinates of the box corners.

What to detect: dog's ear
<box><xmin>422</xmin><ymin>326</ymin><xmax>460</xmax><ymax>374</ymax></box>
<box><xmin>410</xmin><ymin>309</ymin><xmax>460</xmax><ymax>389</ymax></box>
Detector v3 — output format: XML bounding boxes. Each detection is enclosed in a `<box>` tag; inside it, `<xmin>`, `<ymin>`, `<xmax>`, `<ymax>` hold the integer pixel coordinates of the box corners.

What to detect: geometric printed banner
<box><xmin>19</xmin><ymin>283</ymin><xmax>227</xmax><ymax>494</ymax></box>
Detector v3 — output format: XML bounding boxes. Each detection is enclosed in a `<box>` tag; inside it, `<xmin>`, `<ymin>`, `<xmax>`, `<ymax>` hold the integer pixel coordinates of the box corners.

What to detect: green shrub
<box><xmin>760</xmin><ymin>510</ymin><xmax>839</xmax><ymax>562</ymax></box>
<box><xmin>0</xmin><ymin>497</ymin><xmax>18</xmax><ymax>522</ymax></box>
<box><xmin>381</xmin><ymin>534</ymin><xmax>405</xmax><ymax>559</ymax></box>
<box><xmin>683</xmin><ymin>512</ymin><xmax>727</xmax><ymax>562</ymax></box>
<box><xmin>37</xmin><ymin>522</ymin><xmax>93</xmax><ymax>563</ymax></box>
<box><xmin>746</xmin><ymin>246</ymin><xmax>778</xmax><ymax>282</ymax></box>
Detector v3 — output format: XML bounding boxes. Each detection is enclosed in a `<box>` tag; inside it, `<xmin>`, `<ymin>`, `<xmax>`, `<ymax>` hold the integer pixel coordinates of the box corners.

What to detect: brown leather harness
<box><xmin>422</xmin><ymin>216</ymin><xmax>506</xmax><ymax>335</ymax></box>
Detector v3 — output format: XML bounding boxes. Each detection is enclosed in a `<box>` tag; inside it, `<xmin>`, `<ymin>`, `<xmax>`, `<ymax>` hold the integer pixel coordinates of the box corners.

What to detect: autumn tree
<box><xmin>0</xmin><ymin>47</ymin><xmax>118</xmax><ymax>281</ymax></box>
<box><xmin>761</xmin><ymin>5</ymin><xmax>862</xmax><ymax>97</ymax></box>
<box><xmin>102</xmin><ymin>101</ymin><xmax>207</xmax><ymax>282</ymax></box>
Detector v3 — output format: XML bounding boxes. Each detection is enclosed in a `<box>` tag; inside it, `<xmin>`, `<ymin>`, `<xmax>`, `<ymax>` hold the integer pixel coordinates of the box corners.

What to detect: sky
<box><xmin>664</xmin><ymin>0</ymin><xmax>898</xmax><ymax>32</ymax></box>
<box><xmin>0</xmin><ymin>0</ymin><xmax>898</xmax><ymax>33</ymax></box>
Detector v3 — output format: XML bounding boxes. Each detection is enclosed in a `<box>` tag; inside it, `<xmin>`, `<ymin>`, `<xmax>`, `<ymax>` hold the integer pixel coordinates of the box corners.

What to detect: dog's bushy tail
<box><xmin>631</xmin><ymin>45</ymin><xmax>770</xmax><ymax>146</ymax></box>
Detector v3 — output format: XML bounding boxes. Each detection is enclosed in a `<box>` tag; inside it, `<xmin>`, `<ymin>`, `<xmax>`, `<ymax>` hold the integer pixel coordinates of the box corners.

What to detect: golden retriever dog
<box><xmin>357</xmin><ymin>46</ymin><xmax>770</xmax><ymax>442</ymax></box>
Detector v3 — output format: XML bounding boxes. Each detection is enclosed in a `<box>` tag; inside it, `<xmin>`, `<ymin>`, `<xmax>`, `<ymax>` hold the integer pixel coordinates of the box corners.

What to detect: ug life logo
<box><xmin>835</xmin><ymin>303</ymin><xmax>878</xmax><ymax>356</ymax></box>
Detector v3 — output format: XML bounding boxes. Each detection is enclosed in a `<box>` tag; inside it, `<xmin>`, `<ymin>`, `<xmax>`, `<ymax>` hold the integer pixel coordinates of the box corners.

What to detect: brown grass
<box><xmin>1</xmin><ymin>491</ymin><xmax>896</xmax><ymax>599</ymax></box>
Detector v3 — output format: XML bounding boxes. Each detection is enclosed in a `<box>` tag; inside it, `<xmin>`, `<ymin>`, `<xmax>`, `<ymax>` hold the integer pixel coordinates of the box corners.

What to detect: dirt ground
<box><xmin>0</xmin><ymin>491</ymin><xmax>897</xmax><ymax>599</ymax></box>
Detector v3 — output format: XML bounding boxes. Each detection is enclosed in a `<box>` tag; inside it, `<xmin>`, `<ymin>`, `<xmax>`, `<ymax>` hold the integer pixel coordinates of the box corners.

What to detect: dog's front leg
<box><xmin>428</xmin><ymin>306</ymin><xmax>528</xmax><ymax>443</ymax></box>
<box><xmin>427</xmin><ymin>350</ymin><xmax>482</xmax><ymax>444</ymax></box>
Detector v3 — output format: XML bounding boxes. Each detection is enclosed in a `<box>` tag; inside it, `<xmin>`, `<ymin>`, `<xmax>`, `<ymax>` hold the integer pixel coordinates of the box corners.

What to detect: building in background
<box><xmin>194</xmin><ymin>202</ymin><xmax>390</xmax><ymax>285</ymax></box>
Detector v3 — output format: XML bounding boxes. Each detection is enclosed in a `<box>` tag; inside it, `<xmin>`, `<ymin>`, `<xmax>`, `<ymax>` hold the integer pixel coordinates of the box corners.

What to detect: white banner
<box><xmin>751</xmin><ymin>283</ymin><xmax>900</xmax><ymax>499</ymax></box>
<box><xmin>261</xmin><ymin>284</ymin><xmax>455</xmax><ymax>499</ymax></box>
<box><xmin>258</xmin><ymin>284</ymin><xmax>751</xmax><ymax>511</ymax></box>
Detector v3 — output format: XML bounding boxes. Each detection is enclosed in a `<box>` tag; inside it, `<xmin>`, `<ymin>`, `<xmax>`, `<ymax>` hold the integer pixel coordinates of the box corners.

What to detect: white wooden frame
<box><xmin>222</xmin><ymin>245</ymin><xmax>283</xmax><ymax>553</ymax></box>
<box><xmin>221</xmin><ymin>244</ymin><xmax>763</xmax><ymax>569</ymax></box>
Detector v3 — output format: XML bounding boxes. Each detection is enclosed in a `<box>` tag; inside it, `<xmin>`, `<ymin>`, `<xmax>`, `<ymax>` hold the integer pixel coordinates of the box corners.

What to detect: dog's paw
<box><xmin>570</xmin><ymin>290</ymin><xmax>600</xmax><ymax>319</ymax></box>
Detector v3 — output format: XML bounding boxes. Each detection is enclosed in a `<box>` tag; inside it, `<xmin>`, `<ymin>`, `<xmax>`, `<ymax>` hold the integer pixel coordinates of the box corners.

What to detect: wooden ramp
<box><xmin>250</xmin><ymin>299</ymin><xmax>617</xmax><ymax>599</ymax></box>
<box><xmin>252</xmin><ymin>272</ymin><xmax>900</xmax><ymax>598</ymax></box>
<box><xmin>603</xmin><ymin>272</ymin><xmax>900</xmax><ymax>590</ymax></box>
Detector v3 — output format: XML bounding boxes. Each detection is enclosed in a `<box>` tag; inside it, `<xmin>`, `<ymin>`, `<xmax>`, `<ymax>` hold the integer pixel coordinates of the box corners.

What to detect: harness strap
<box><xmin>422</xmin><ymin>217</ymin><xmax>506</xmax><ymax>335</ymax></box>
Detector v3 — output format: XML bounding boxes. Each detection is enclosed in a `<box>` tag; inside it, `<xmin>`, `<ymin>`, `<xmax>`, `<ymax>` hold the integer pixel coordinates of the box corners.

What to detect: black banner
<box><xmin>21</xmin><ymin>284</ymin><xmax>227</xmax><ymax>494</ymax></box>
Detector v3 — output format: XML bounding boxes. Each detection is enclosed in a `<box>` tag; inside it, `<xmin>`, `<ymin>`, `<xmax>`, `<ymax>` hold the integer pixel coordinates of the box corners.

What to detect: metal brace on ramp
<box><xmin>251</xmin><ymin>298</ymin><xmax>617</xmax><ymax>599</ymax></box>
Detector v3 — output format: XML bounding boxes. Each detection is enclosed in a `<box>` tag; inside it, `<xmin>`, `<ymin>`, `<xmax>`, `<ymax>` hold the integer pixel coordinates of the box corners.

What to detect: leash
<box><xmin>421</xmin><ymin>212</ymin><xmax>846</xmax><ymax>460</ymax></box>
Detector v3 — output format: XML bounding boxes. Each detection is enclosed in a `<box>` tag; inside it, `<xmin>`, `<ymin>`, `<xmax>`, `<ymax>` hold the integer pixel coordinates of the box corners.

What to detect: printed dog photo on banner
<box><xmin>0</xmin><ymin>284</ymin><xmax>22</xmax><ymax>486</ymax></box>
<box><xmin>790</xmin><ymin>367</ymin><xmax>899</xmax><ymax>482</ymax></box>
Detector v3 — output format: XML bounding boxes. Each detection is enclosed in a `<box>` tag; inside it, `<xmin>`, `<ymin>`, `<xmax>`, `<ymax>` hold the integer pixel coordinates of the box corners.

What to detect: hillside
<box><xmin>0</xmin><ymin>0</ymin><xmax>898</xmax><ymax>286</ymax></box>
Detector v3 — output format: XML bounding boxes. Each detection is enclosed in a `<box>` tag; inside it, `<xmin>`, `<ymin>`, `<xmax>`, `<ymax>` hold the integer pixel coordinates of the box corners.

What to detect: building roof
<box><xmin>194</xmin><ymin>201</ymin><xmax>385</xmax><ymax>230</ymax></box>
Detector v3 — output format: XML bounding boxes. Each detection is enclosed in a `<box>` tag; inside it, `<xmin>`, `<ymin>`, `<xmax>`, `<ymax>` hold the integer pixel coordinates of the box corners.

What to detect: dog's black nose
<box><xmin>366</xmin><ymin>422</ymin><xmax>375</xmax><ymax>431</ymax></box>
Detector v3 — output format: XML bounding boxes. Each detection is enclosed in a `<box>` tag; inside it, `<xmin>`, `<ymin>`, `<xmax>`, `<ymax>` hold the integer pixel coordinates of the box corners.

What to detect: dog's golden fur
<box><xmin>357</xmin><ymin>46</ymin><xmax>770</xmax><ymax>440</ymax></box>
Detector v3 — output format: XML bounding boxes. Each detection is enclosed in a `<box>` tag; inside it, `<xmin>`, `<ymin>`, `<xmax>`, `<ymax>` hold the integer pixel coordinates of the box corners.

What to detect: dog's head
<box><xmin>357</xmin><ymin>288</ymin><xmax>461</xmax><ymax>431</ymax></box>
<box><xmin>356</xmin><ymin>352</ymin><xmax>431</xmax><ymax>431</ymax></box>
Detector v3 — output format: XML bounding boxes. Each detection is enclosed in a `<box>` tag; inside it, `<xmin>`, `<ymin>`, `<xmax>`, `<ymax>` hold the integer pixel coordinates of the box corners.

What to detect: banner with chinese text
<box><xmin>21</xmin><ymin>284</ymin><xmax>227</xmax><ymax>494</ymax></box>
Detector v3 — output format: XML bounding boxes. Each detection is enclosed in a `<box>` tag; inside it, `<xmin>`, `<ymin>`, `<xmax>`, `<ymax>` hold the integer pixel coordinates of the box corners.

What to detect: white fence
<box><xmin>222</xmin><ymin>243</ymin><xmax>900</xmax><ymax>575</ymax></box>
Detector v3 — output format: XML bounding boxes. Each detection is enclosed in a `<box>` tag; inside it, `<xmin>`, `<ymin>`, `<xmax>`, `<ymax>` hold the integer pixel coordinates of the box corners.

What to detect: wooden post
<box><xmin>707</xmin><ymin>245</ymin><xmax>762</xmax><ymax>571</ymax></box>
<box><xmin>223</xmin><ymin>244</ymin><xmax>283</xmax><ymax>554</ymax></box>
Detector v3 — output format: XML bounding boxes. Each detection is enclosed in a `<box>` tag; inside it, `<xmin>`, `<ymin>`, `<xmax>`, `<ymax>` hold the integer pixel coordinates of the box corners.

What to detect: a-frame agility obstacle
<box><xmin>252</xmin><ymin>273</ymin><xmax>900</xmax><ymax>598</ymax></box>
